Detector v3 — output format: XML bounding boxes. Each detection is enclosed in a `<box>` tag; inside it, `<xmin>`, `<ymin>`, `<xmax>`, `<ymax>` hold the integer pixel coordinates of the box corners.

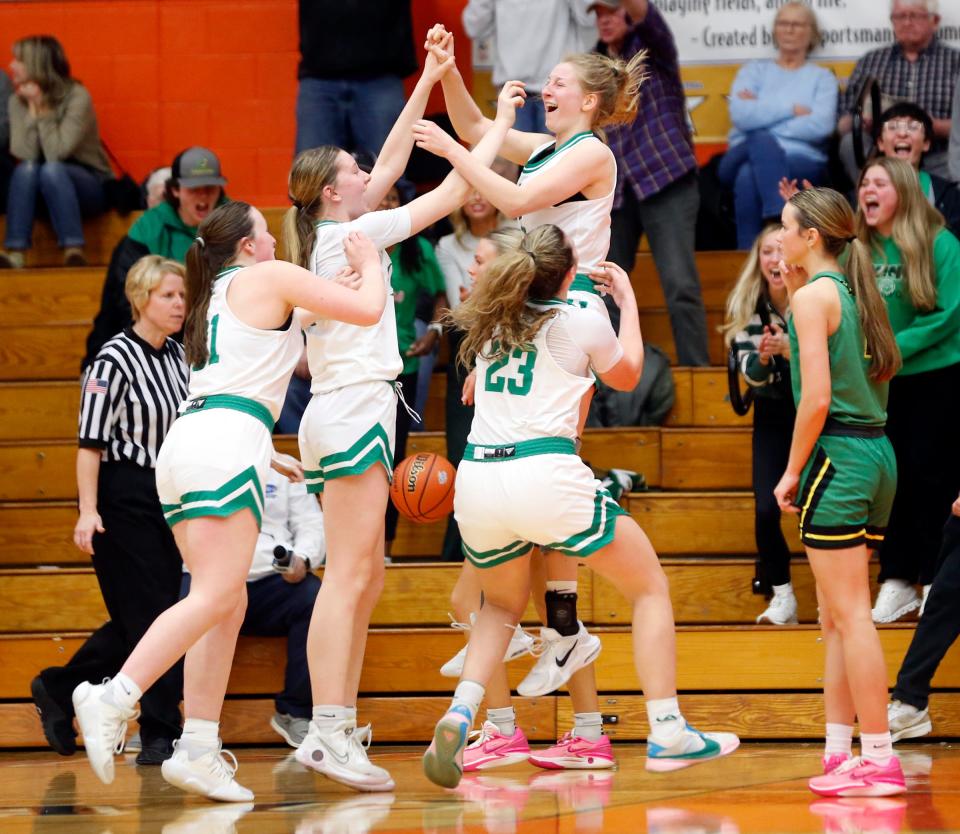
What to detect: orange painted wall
<box><xmin>0</xmin><ymin>0</ymin><xmax>470</xmax><ymax>206</ymax></box>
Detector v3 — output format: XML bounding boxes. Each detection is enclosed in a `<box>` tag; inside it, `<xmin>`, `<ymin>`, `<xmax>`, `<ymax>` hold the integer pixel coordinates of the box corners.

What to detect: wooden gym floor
<box><xmin>0</xmin><ymin>741</ymin><xmax>957</xmax><ymax>833</ymax></box>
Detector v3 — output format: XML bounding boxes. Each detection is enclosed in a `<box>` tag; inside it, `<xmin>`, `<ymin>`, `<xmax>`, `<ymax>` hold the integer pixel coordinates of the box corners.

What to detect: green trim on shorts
<box><xmin>569</xmin><ymin>273</ymin><xmax>600</xmax><ymax>297</ymax></box>
<box><xmin>544</xmin><ymin>488</ymin><xmax>626</xmax><ymax>558</ymax></box>
<box><xmin>161</xmin><ymin>465</ymin><xmax>264</xmax><ymax>529</ymax></box>
<box><xmin>180</xmin><ymin>394</ymin><xmax>274</xmax><ymax>434</ymax></box>
<box><xmin>463</xmin><ymin>437</ymin><xmax>576</xmax><ymax>463</ymax></box>
<box><xmin>304</xmin><ymin>423</ymin><xmax>394</xmax><ymax>495</ymax></box>
<box><xmin>463</xmin><ymin>538</ymin><xmax>535</xmax><ymax>569</ymax></box>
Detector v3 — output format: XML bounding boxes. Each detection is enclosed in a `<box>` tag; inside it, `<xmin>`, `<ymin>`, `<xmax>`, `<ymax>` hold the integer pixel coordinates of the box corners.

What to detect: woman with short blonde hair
<box><xmin>125</xmin><ymin>256</ymin><xmax>185</xmax><ymax>322</ymax></box>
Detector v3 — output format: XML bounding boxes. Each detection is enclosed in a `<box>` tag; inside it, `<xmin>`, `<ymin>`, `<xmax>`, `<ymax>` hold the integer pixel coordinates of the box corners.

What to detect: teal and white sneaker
<box><xmin>423</xmin><ymin>705</ymin><xmax>473</xmax><ymax>789</ymax></box>
<box><xmin>646</xmin><ymin>724</ymin><xmax>740</xmax><ymax>772</ymax></box>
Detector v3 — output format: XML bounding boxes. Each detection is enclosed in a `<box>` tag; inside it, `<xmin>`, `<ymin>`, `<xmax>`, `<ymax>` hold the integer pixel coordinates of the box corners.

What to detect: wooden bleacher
<box><xmin>1</xmin><ymin>222</ymin><xmax>957</xmax><ymax>750</ymax></box>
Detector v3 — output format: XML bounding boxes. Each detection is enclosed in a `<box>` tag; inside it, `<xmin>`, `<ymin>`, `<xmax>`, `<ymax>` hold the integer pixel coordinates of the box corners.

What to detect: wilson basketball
<box><xmin>390</xmin><ymin>453</ymin><xmax>456</xmax><ymax>523</ymax></box>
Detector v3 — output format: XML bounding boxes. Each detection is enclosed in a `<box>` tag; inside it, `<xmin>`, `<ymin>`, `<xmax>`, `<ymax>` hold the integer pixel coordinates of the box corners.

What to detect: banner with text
<box><xmin>654</xmin><ymin>0</ymin><xmax>960</xmax><ymax>142</ymax></box>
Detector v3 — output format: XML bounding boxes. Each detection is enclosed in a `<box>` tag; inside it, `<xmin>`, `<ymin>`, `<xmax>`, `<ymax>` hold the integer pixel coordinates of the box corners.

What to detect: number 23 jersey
<box><xmin>468</xmin><ymin>300</ymin><xmax>623</xmax><ymax>447</ymax></box>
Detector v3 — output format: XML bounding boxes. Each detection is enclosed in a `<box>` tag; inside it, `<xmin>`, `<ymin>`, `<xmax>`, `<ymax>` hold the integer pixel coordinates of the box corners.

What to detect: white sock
<box><xmin>451</xmin><ymin>680</ymin><xmax>485</xmax><ymax>725</ymax></box>
<box><xmin>647</xmin><ymin>696</ymin><xmax>684</xmax><ymax>741</ymax></box>
<box><xmin>487</xmin><ymin>706</ymin><xmax>516</xmax><ymax>737</ymax></box>
<box><xmin>546</xmin><ymin>580</ymin><xmax>578</xmax><ymax>595</ymax></box>
<box><xmin>312</xmin><ymin>705</ymin><xmax>352</xmax><ymax>730</ymax></box>
<box><xmin>179</xmin><ymin>717</ymin><xmax>220</xmax><ymax>754</ymax></box>
<box><xmin>104</xmin><ymin>673</ymin><xmax>141</xmax><ymax>711</ymax></box>
<box><xmin>824</xmin><ymin>723</ymin><xmax>854</xmax><ymax>756</ymax></box>
<box><xmin>861</xmin><ymin>731</ymin><xmax>893</xmax><ymax>765</ymax></box>
<box><xmin>572</xmin><ymin>711</ymin><xmax>604</xmax><ymax>741</ymax></box>
<box><xmin>772</xmin><ymin>582</ymin><xmax>794</xmax><ymax>597</ymax></box>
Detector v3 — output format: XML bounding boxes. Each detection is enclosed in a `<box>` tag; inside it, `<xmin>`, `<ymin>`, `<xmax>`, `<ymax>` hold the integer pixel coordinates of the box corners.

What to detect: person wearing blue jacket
<box><xmin>718</xmin><ymin>2</ymin><xmax>838</xmax><ymax>249</ymax></box>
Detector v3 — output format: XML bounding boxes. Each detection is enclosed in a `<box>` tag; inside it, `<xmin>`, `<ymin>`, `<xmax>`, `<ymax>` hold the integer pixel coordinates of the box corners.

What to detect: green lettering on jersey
<box><xmin>192</xmin><ymin>313</ymin><xmax>221</xmax><ymax>371</ymax></box>
<box><xmin>484</xmin><ymin>342</ymin><xmax>536</xmax><ymax>396</ymax></box>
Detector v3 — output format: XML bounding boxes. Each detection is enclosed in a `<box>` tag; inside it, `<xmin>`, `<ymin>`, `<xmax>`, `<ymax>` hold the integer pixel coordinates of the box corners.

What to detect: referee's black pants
<box><xmin>879</xmin><ymin>362</ymin><xmax>960</xmax><ymax>586</ymax></box>
<box><xmin>892</xmin><ymin>515</ymin><xmax>960</xmax><ymax>710</ymax></box>
<box><xmin>40</xmin><ymin>462</ymin><xmax>183</xmax><ymax>744</ymax></box>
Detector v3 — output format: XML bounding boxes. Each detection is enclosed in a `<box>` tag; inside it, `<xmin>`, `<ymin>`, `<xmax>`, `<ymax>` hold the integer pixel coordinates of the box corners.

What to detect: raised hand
<box><xmin>422</xmin><ymin>29</ymin><xmax>455</xmax><ymax>83</ymax></box>
<box><xmin>589</xmin><ymin>261</ymin><xmax>635</xmax><ymax>309</ymax></box>
<box><xmin>343</xmin><ymin>231</ymin><xmax>379</xmax><ymax>274</ymax></box>
<box><xmin>412</xmin><ymin>119</ymin><xmax>460</xmax><ymax>158</ymax></box>
<box><xmin>778</xmin><ymin>258</ymin><xmax>808</xmax><ymax>292</ymax></box>
<box><xmin>495</xmin><ymin>80</ymin><xmax>526</xmax><ymax>127</ymax></box>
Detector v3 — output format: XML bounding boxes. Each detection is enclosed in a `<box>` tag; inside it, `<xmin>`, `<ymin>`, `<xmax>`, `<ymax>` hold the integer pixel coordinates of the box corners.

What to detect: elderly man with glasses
<box><xmin>838</xmin><ymin>0</ymin><xmax>959</xmax><ymax>182</ymax></box>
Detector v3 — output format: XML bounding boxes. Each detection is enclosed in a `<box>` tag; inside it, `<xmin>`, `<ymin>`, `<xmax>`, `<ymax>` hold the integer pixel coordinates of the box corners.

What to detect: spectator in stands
<box><xmin>31</xmin><ymin>255</ymin><xmax>187</xmax><ymax>766</ymax></box>
<box><xmin>295</xmin><ymin>0</ymin><xmax>416</xmax><ymax>156</ymax></box>
<box><xmin>722</xmin><ymin>223</ymin><xmax>797</xmax><ymax>624</ymax></box>
<box><xmin>462</xmin><ymin>0</ymin><xmax>596</xmax><ymax>134</ymax></box>
<box><xmin>81</xmin><ymin>146</ymin><xmax>227</xmax><ymax>368</ymax></box>
<box><xmin>143</xmin><ymin>166</ymin><xmax>171</xmax><ymax>210</ymax></box>
<box><xmin>0</xmin><ymin>70</ymin><xmax>13</xmax><ymax>214</ymax></box>
<box><xmin>887</xmin><ymin>490</ymin><xmax>960</xmax><ymax>742</ymax></box>
<box><xmin>874</xmin><ymin>103</ymin><xmax>960</xmax><ymax>237</ymax></box>
<box><xmin>0</xmin><ymin>36</ymin><xmax>111</xmax><ymax>269</ymax></box>
<box><xmin>380</xmin><ymin>182</ymin><xmax>449</xmax><ymax>557</ymax></box>
<box><xmin>854</xmin><ymin>157</ymin><xmax>960</xmax><ymax>623</ymax></box>
<box><xmin>592</xmin><ymin>0</ymin><xmax>710</xmax><ymax>366</ymax></box>
<box><xmin>181</xmin><ymin>465</ymin><xmax>325</xmax><ymax>747</ymax></box>
<box><xmin>718</xmin><ymin>2</ymin><xmax>837</xmax><ymax>250</ymax></box>
<box><xmin>838</xmin><ymin>0</ymin><xmax>960</xmax><ymax>183</ymax></box>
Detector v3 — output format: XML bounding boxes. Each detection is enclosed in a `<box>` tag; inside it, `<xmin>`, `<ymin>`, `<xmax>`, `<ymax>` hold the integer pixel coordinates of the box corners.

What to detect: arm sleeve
<box><xmin>462</xmin><ymin>0</ymin><xmax>495</xmax><ymax>40</ymax></box>
<box><xmin>569</xmin><ymin>309</ymin><xmax>624</xmax><ymax>374</ymax></box>
<box><xmin>287</xmin><ymin>482</ymin><xmax>326</xmax><ymax>563</ymax></box>
<box><xmin>728</xmin><ymin>62</ymin><xmax>795</xmax><ymax>132</ymax></box>
<box><xmin>733</xmin><ymin>318</ymin><xmax>775</xmax><ymax>387</ymax></box>
<box><xmin>77</xmin><ymin>358</ymin><xmax>126</xmax><ymax>448</ymax></box>
<box><xmin>35</xmin><ymin>85</ymin><xmax>93</xmax><ymax>162</ymax></box>
<box><xmin>435</xmin><ymin>236</ymin><xmax>467</xmax><ymax>304</ymax></box>
<box><xmin>82</xmin><ymin>237</ymin><xmax>148</xmax><ymax>370</ymax></box>
<box><xmin>773</xmin><ymin>68</ymin><xmax>838</xmax><ymax>143</ymax></box>
<box><xmin>634</xmin><ymin>5</ymin><xmax>679</xmax><ymax>65</ymax></box>
<box><xmin>895</xmin><ymin>231</ymin><xmax>960</xmax><ymax>362</ymax></box>
<box><xmin>8</xmin><ymin>95</ymin><xmax>40</xmax><ymax>161</ymax></box>
<box><xmin>353</xmin><ymin>206</ymin><xmax>413</xmax><ymax>250</ymax></box>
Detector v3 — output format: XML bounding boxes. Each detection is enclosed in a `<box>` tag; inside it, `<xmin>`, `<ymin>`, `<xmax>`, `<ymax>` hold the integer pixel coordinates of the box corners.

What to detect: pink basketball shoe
<box><xmin>528</xmin><ymin>732</ymin><xmax>615</xmax><ymax>770</ymax></box>
<box><xmin>822</xmin><ymin>753</ymin><xmax>852</xmax><ymax>774</ymax></box>
<box><xmin>463</xmin><ymin>722</ymin><xmax>531</xmax><ymax>772</ymax></box>
<box><xmin>808</xmin><ymin>756</ymin><xmax>906</xmax><ymax>797</ymax></box>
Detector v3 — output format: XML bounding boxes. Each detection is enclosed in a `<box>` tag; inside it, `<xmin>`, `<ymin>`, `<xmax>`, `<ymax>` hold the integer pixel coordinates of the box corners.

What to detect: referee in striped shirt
<box><xmin>31</xmin><ymin>255</ymin><xmax>189</xmax><ymax>766</ymax></box>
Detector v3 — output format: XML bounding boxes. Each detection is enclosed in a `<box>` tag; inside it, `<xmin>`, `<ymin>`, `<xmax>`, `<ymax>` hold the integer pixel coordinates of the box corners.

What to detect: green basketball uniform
<box><xmin>788</xmin><ymin>272</ymin><xmax>897</xmax><ymax>550</ymax></box>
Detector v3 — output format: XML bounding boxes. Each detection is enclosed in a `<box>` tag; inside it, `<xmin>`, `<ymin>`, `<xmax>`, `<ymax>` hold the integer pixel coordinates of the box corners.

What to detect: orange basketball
<box><xmin>390</xmin><ymin>453</ymin><xmax>456</xmax><ymax>524</ymax></box>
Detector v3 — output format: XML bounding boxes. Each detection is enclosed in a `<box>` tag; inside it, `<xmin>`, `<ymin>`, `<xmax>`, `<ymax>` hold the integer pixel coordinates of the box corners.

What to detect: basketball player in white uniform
<box><xmin>422</xmin><ymin>224</ymin><xmax>739</xmax><ymax>789</ymax></box>
<box><xmin>72</xmin><ymin>201</ymin><xmax>387</xmax><ymax>802</ymax></box>
<box><xmin>414</xmin><ymin>28</ymin><xmax>644</xmax><ymax>764</ymax></box>
<box><xmin>283</xmin><ymin>51</ymin><xmax>524</xmax><ymax>791</ymax></box>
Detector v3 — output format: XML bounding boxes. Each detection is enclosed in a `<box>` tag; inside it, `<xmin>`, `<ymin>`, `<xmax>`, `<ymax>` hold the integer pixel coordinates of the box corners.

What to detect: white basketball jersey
<box><xmin>469</xmin><ymin>302</ymin><xmax>602</xmax><ymax>446</ymax></box>
<box><xmin>306</xmin><ymin>207</ymin><xmax>409</xmax><ymax>394</ymax></box>
<box><xmin>187</xmin><ymin>267</ymin><xmax>304</xmax><ymax>422</ymax></box>
<box><xmin>517</xmin><ymin>133</ymin><xmax>616</xmax><ymax>273</ymax></box>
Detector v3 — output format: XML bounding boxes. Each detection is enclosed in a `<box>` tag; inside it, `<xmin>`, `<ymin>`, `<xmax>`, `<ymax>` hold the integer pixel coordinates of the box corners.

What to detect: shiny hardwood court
<box><xmin>0</xmin><ymin>742</ymin><xmax>956</xmax><ymax>833</ymax></box>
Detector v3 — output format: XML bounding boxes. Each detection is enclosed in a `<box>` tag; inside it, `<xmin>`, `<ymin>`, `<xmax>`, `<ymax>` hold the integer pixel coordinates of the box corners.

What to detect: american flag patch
<box><xmin>84</xmin><ymin>378</ymin><xmax>108</xmax><ymax>395</ymax></box>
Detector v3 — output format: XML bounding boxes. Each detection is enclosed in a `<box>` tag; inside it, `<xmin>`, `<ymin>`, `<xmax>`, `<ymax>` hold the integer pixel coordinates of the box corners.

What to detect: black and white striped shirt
<box><xmin>78</xmin><ymin>329</ymin><xmax>189</xmax><ymax>468</ymax></box>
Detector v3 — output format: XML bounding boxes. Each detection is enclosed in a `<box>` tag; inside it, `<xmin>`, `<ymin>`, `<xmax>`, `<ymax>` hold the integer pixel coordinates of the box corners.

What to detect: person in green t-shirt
<box><xmin>775</xmin><ymin>186</ymin><xmax>905</xmax><ymax>796</ymax></box>
<box><xmin>378</xmin><ymin>183</ymin><xmax>448</xmax><ymax>553</ymax></box>
<box><xmin>82</xmin><ymin>147</ymin><xmax>229</xmax><ymax>369</ymax></box>
<box><xmin>855</xmin><ymin>156</ymin><xmax>960</xmax><ymax>623</ymax></box>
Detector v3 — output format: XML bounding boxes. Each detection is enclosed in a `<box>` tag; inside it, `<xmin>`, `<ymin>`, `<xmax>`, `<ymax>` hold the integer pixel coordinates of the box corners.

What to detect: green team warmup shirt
<box><xmin>871</xmin><ymin>228</ymin><xmax>960</xmax><ymax>376</ymax></box>
<box><xmin>390</xmin><ymin>237</ymin><xmax>446</xmax><ymax>376</ymax></box>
